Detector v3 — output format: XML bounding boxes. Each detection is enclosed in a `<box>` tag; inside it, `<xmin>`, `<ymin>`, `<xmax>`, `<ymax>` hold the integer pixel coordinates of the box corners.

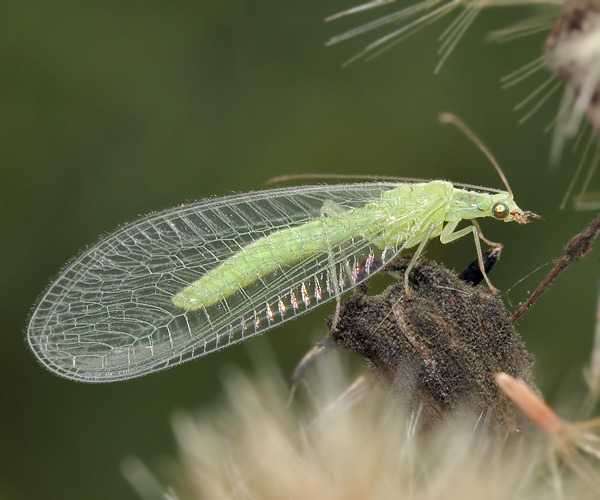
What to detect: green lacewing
<box><xmin>27</xmin><ymin>116</ymin><xmax>538</xmax><ymax>382</ymax></box>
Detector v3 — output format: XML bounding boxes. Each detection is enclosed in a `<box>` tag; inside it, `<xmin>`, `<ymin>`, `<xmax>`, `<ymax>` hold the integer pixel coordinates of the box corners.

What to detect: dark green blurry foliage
<box><xmin>2</xmin><ymin>1</ymin><xmax>598</xmax><ymax>499</ymax></box>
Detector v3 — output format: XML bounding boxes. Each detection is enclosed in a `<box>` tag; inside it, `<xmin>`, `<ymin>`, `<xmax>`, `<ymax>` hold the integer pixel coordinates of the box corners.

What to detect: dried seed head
<box><xmin>546</xmin><ymin>0</ymin><xmax>600</xmax><ymax>152</ymax></box>
<box><xmin>125</xmin><ymin>367</ymin><xmax>597</xmax><ymax>500</ymax></box>
<box><xmin>329</xmin><ymin>258</ymin><xmax>535</xmax><ymax>431</ymax></box>
<box><xmin>546</xmin><ymin>0</ymin><xmax>600</xmax><ymax>77</ymax></box>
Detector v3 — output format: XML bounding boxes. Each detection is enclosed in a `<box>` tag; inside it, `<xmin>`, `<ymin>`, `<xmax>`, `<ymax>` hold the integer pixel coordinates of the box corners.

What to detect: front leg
<box><xmin>402</xmin><ymin>224</ymin><xmax>434</xmax><ymax>294</ymax></box>
<box><xmin>288</xmin><ymin>336</ymin><xmax>338</xmax><ymax>406</ymax></box>
<box><xmin>320</xmin><ymin>200</ymin><xmax>346</xmax><ymax>329</ymax></box>
<box><xmin>440</xmin><ymin>220</ymin><xmax>500</xmax><ymax>293</ymax></box>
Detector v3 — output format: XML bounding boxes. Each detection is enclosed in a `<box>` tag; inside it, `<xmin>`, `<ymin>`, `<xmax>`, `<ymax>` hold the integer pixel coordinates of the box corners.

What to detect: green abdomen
<box><xmin>172</xmin><ymin>213</ymin><xmax>365</xmax><ymax>310</ymax></box>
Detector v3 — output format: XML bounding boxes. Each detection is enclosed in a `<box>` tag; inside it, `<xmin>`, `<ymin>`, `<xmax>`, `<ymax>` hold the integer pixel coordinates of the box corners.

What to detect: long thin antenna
<box><xmin>265</xmin><ymin>173</ymin><xmax>405</xmax><ymax>186</ymax></box>
<box><xmin>438</xmin><ymin>112</ymin><xmax>513</xmax><ymax>196</ymax></box>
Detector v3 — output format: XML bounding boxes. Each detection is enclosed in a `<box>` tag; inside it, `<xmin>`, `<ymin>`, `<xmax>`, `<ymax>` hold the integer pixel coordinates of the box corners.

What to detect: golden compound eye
<box><xmin>492</xmin><ymin>202</ymin><xmax>509</xmax><ymax>220</ymax></box>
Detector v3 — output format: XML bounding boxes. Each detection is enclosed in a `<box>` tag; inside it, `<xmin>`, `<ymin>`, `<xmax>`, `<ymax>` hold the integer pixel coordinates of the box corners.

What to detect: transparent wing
<box><xmin>28</xmin><ymin>183</ymin><xmax>410</xmax><ymax>382</ymax></box>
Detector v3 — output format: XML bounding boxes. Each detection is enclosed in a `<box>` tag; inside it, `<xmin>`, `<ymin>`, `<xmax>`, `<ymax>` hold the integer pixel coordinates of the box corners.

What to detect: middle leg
<box><xmin>440</xmin><ymin>220</ymin><xmax>501</xmax><ymax>293</ymax></box>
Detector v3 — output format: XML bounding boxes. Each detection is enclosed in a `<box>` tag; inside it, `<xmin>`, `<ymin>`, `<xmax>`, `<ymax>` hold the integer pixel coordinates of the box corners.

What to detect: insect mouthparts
<box><xmin>513</xmin><ymin>211</ymin><xmax>542</xmax><ymax>224</ymax></box>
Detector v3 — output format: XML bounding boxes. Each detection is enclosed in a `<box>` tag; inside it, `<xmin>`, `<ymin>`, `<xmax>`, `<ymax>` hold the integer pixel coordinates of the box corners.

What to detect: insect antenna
<box><xmin>264</xmin><ymin>173</ymin><xmax>406</xmax><ymax>186</ymax></box>
<box><xmin>439</xmin><ymin>112</ymin><xmax>514</xmax><ymax>195</ymax></box>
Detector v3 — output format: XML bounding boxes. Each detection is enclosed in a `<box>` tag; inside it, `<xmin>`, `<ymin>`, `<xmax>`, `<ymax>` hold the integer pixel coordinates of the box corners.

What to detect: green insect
<box><xmin>27</xmin><ymin>115</ymin><xmax>539</xmax><ymax>382</ymax></box>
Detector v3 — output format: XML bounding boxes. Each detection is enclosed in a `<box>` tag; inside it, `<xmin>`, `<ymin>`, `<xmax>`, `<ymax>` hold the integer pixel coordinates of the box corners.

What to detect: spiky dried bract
<box><xmin>329</xmin><ymin>258</ymin><xmax>535</xmax><ymax>430</ymax></box>
<box><xmin>328</xmin><ymin>0</ymin><xmax>560</xmax><ymax>70</ymax></box>
<box><xmin>126</xmin><ymin>368</ymin><xmax>596</xmax><ymax>500</ymax></box>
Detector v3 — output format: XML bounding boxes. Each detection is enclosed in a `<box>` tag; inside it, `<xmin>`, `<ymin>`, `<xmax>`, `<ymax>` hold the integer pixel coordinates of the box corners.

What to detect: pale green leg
<box><xmin>288</xmin><ymin>201</ymin><xmax>346</xmax><ymax>405</ymax></box>
<box><xmin>440</xmin><ymin>220</ymin><xmax>498</xmax><ymax>293</ymax></box>
<box><xmin>320</xmin><ymin>200</ymin><xmax>348</xmax><ymax>329</ymax></box>
<box><xmin>403</xmin><ymin>225</ymin><xmax>434</xmax><ymax>294</ymax></box>
<box><xmin>287</xmin><ymin>336</ymin><xmax>337</xmax><ymax>407</ymax></box>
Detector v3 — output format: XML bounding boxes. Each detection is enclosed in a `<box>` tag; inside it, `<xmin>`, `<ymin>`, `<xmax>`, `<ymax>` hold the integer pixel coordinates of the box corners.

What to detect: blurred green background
<box><xmin>2</xmin><ymin>1</ymin><xmax>599</xmax><ymax>499</ymax></box>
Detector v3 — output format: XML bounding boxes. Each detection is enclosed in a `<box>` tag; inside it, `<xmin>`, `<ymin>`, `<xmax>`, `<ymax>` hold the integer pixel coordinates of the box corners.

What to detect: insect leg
<box><xmin>440</xmin><ymin>220</ymin><xmax>498</xmax><ymax>293</ymax></box>
<box><xmin>288</xmin><ymin>202</ymin><xmax>352</xmax><ymax>404</ymax></box>
<box><xmin>320</xmin><ymin>201</ymin><xmax>346</xmax><ymax>330</ymax></box>
<box><xmin>403</xmin><ymin>225</ymin><xmax>434</xmax><ymax>294</ymax></box>
<box><xmin>472</xmin><ymin>219</ymin><xmax>503</xmax><ymax>251</ymax></box>
<box><xmin>288</xmin><ymin>336</ymin><xmax>338</xmax><ymax>405</ymax></box>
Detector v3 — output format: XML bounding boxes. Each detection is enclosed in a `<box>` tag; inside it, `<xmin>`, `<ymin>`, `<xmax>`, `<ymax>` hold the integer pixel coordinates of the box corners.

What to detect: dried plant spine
<box><xmin>496</xmin><ymin>372</ymin><xmax>600</xmax><ymax>489</ymax></box>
